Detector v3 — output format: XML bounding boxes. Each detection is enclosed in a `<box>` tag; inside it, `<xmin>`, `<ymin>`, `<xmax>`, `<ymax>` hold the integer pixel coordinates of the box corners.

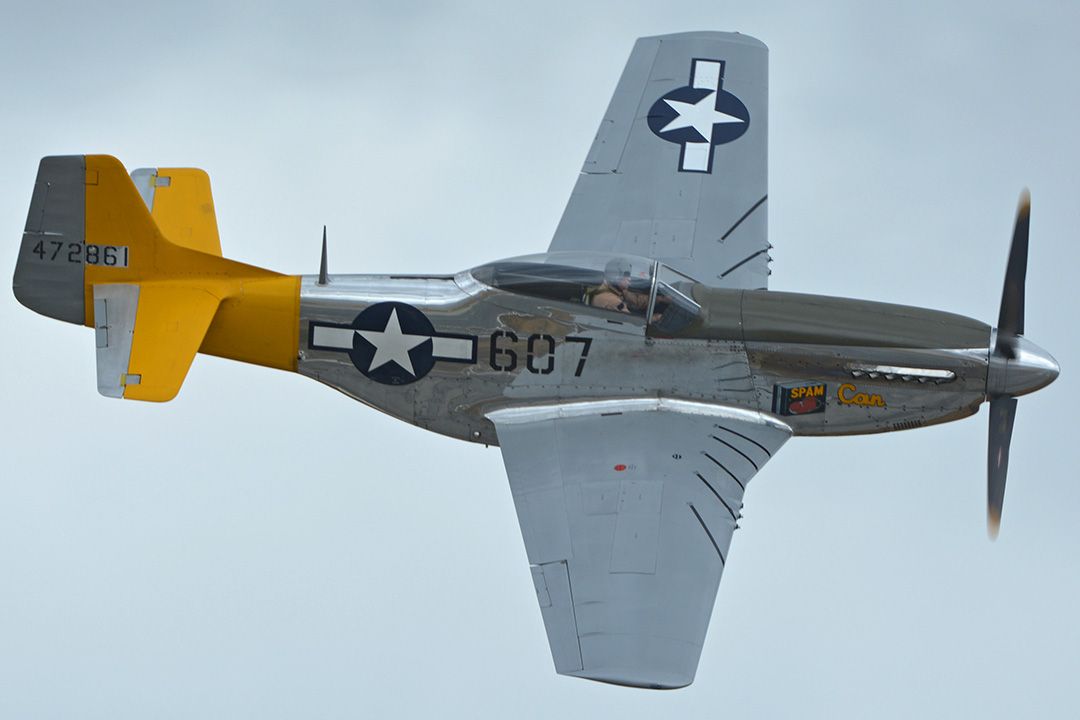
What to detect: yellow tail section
<box><xmin>131</xmin><ymin>167</ymin><xmax>223</xmax><ymax>256</ymax></box>
<box><xmin>15</xmin><ymin>154</ymin><xmax>300</xmax><ymax>401</ymax></box>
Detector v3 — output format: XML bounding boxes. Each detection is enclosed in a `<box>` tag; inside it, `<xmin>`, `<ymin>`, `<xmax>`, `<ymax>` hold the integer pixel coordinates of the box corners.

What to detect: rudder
<box><xmin>15</xmin><ymin>155</ymin><xmax>90</xmax><ymax>324</ymax></box>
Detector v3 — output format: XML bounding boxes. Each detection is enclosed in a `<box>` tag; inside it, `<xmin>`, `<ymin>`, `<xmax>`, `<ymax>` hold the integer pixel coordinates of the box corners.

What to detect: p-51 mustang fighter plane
<box><xmin>13</xmin><ymin>32</ymin><xmax>1059</xmax><ymax>689</ymax></box>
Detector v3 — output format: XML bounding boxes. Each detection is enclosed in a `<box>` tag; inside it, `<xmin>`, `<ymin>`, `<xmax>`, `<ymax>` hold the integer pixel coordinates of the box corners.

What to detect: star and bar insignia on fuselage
<box><xmin>308</xmin><ymin>301</ymin><xmax>477</xmax><ymax>385</ymax></box>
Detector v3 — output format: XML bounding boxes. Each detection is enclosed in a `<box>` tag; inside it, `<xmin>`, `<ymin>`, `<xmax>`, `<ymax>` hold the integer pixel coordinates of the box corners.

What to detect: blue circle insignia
<box><xmin>348</xmin><ymin>301</ymin><xmax>436</xmax><ymax>385</ymax></box>
<box><xmin>647</xmin><ymin>86</ymin><xmax>750</xmax><ymax>148</ymax></box>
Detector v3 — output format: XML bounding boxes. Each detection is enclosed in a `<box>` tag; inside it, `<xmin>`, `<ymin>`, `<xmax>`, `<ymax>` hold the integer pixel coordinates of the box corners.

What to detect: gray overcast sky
<box><xmin>2</xmin><ymin>2</ymin><xmax>1078</xmax><ymax>718</ymax></box>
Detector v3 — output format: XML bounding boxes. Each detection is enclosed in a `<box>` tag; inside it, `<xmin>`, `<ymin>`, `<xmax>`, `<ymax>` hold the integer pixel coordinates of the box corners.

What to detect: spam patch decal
<box><xmin>773</xmin><ymin>382</ymin><xmax>827</xmax><ymax>416</ymax></box>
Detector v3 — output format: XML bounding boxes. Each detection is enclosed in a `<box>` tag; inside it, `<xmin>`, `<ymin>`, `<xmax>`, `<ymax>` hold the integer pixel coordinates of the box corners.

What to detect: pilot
<box><xmin>588</xmin><ymin>258</ymin><xmax>658</xmax><ymax>319</ymax></box>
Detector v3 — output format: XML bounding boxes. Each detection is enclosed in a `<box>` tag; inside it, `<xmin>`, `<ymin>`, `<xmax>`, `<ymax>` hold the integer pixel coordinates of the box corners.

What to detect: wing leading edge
<box><xmin>488</xmin><ymin>399</ymin><xmax>790</xmax><ymax>688</ymax></box>
<box><xmin>549</xmin><ymin>32</ymin><xmax>769</xmax><ymax>289</ymax></box>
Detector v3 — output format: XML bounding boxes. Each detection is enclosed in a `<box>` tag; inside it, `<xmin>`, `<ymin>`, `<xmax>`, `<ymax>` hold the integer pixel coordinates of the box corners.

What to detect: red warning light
<box><xmin>614</xmin><ymin>464</ymin><xmax>627</xmax><ymax>472</ymax></box>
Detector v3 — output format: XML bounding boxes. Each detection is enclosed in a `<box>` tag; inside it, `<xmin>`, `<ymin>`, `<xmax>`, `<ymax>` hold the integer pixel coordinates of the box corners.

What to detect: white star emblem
<box><xmin>356</xmin><ymin>308</ymin><xmax>430</xmax><ymax>376</ymax></box>
<box><xmin>660</xmin><ymin>92</ymin><xmax>745</xmax><ymax>143</ymax></box>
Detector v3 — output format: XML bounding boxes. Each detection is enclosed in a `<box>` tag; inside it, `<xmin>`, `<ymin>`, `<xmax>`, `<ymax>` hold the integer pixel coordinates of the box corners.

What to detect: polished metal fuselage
<box><xmin>296</xmin><ymin>272</ymin><xmax>992</xmax><ymax>444</ymax></box>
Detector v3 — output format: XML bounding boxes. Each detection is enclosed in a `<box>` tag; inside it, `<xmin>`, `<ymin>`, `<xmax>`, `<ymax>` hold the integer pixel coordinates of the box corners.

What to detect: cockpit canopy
<box><xmin>470</xmin><ymin>252</ymin><xmax>702</xmax><ymax>334</ymax></box>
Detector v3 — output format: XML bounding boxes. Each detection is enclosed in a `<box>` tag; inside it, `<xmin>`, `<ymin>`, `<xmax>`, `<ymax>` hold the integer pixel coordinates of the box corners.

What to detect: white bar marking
<box><xmin>692</xmin><ymin>60</ymin><xmax>721</xmax><ymax>91</ymax></box>
<box><xmin>681</xmin><ymin>142</ymin><xmax>711</xmax><ymax>172</ymax></box>
<box><xmin>431</xmin><ymin>336</ymin><xmax>473</xmax><ymax>361</ymax></box>
<box><xmin>312</xmin><ymin>325</ymin><xmax>356</xmax><ymax>349</ymax></box>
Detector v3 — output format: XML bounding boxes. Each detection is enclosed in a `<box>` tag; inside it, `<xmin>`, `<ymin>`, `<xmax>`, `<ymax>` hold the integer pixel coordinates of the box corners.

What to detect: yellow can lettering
<box><xmin>837</xmin><ymin>383</ymin><xmax>887</xmax><ymax>408</ymax></box>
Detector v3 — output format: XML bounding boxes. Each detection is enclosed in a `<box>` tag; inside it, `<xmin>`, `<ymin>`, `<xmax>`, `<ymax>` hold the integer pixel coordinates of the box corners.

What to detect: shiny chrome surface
<box><xmin>297</xmin><ymin>267</ymin><xmax>999</xmax><ymax>444</ymax></box>
<box><xmin>986</xmin><ymin>333</ymin><xmax>1060</xmax><ymax>397</ymax></box>
<box><xmin>486</xmin><ymin>397</ymin><xmax>792</xmax><ymax>431</ymax></box>
<box><xmin>847</xmin><ymin>364</ymin><xmax>956</xmax><ymax>383</ymax></box>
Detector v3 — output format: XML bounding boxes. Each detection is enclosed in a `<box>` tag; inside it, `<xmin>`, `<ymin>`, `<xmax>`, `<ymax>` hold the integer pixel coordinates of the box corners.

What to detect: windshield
<box><xmin>471</xmin><ymin>252</ymin><xmax>653</xmax><ymax>316</ymax></box>
<box><xmin>471</xmin><ymin>252</ymin><xmax>702</xmax><ymax>334</ymax></box>
<box><xmin>648</xmin><ymin>264</ymin><xmax>702</xmax><ymax>336</ymax></box>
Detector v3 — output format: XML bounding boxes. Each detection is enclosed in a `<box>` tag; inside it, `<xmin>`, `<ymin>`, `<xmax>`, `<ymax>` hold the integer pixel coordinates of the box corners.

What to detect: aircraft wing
<box><xmin>487</xmin><ymin>399</ymin><xmax>790</xmax><ymax>688</ymax></box>
<box><xmin>549</xmin><ymin>32</ymin><xmax>770</xmax><ymax>289</ymax></box>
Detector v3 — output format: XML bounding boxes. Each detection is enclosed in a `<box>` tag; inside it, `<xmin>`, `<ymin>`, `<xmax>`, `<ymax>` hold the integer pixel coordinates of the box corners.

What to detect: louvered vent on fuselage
<box><xmin>848</xmin><ymin>364</ymin><xmax>956</xmax><ymax>385</ymax></box>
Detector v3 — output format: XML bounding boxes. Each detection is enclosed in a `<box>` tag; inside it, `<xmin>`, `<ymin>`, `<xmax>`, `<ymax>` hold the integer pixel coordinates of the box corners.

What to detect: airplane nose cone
<box><xmin>987</xmin><ymin>335</ymin><xmax>1060</xmax><ymax>397</ymax></box>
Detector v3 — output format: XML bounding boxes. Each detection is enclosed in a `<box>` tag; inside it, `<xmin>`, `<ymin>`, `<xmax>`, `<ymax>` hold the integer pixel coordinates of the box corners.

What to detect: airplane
<box><xmin>12</xmin><ymin>31</ymin><xmax>1059</xmax><ymax>689</ymax></box>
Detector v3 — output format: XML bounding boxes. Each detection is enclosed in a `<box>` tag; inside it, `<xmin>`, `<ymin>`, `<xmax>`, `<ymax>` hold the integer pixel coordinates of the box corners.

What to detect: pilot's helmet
<box><xmin>605</xmin><ymin>257</ymin><xmax>651</xmax><ymax>292</ymax></box>
<box><xmin>604</xmin><ymin>258</ymin><xmax>633</xmax><ymax>287</ymax></box>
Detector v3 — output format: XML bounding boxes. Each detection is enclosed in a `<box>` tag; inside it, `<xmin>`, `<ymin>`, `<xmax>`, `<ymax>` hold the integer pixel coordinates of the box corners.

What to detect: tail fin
<box><xmin>14</xmin><ymin>155</ymin><xmax>298</xmax><ymax>401</ymax></box>
<box><xmin>15</xmin><ymin>156</ymin><xmax>89</xmax><ymax>324</ymax></box>
<box><xmin>130</xmin><ymin>166</ymin><xmax>223</xmax><ymax>256</ymax></box>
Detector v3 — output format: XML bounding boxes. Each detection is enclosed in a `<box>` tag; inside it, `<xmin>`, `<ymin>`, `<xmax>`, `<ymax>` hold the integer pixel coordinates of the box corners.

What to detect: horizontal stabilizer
<box><xmin>95</xmin><ymin>282</ymin><xmax>222</xmax><ymax>401</ymax></box>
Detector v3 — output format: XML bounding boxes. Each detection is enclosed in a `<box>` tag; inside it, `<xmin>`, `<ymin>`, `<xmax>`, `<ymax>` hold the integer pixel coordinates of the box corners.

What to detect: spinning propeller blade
<box><xmin>983</xmin><ymin>190</ymin><xmax>1057</xmax><ymax>538</ymax></box>
<box><xmin>995</xmin><ymin>191</ymin><xmax>1030</xmax><ymax>359</ymax></box>
<box><xmin>987</xmin><ymin>396</ymin><xmax>1017</xmax><ymax>539</ymax></box>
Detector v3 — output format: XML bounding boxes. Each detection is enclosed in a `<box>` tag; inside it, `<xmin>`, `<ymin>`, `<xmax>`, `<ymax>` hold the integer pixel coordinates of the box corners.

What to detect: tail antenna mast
<box><xmin>317</xmin><ymin>225</ymin><xmax>329</xmax><ymax>285</ymax></box>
